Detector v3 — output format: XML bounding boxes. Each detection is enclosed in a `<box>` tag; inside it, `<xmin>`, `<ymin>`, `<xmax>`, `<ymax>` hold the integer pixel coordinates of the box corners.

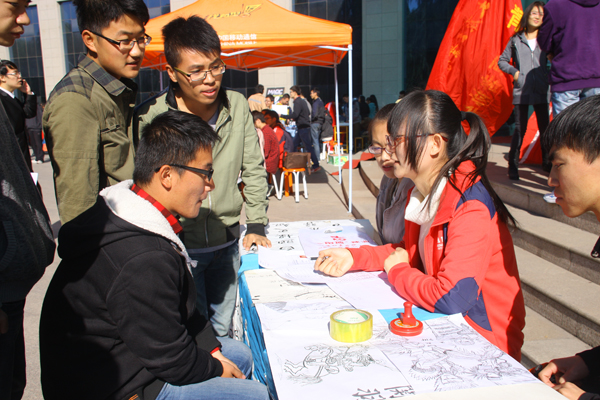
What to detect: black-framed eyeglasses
<box><xmin>90</xmin><ymin>31</ymin><xmax>152</xmax><ymax>51</ymax></box>
<box><xmin>174</xmin><ymin>63</ymin><xmax>226</xmax><ymax>82</ymax></box>
<box><xmin>155</xmin><ymin>164</ymin><xmax>214</xmax><ymax>181</ymax></box>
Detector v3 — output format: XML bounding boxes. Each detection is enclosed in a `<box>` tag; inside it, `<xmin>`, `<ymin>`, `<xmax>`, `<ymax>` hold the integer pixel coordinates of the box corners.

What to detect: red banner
<box><xmin>426</xmin><ymin>0</ymin><xmax>523</xmax><ymax>135</ymax></box>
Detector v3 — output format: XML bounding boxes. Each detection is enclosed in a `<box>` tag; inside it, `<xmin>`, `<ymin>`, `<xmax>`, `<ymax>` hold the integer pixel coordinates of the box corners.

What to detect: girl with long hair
<box><xmin>315</xmin><ymin>90</ymin><xmax>525</xmax><ymax>361</ymax></box>
<box><xmin>498</xmin><ymin>1</ymin><xmax>550</xmax><ymax>179</ymax></box>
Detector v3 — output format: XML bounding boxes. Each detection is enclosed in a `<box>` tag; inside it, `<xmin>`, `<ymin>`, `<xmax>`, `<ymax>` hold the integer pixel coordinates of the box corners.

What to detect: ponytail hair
<box><xmin>387</xmin><ymin>90</ymin><xmax>515</xmax><ymax>226</ymax></box>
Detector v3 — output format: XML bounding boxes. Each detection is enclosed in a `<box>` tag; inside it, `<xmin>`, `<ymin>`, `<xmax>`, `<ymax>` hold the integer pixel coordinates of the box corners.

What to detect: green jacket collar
<box><xmin>78</xmin><ymin>56</ymin><xmax>136</xmax><ymax>97</ymax></box>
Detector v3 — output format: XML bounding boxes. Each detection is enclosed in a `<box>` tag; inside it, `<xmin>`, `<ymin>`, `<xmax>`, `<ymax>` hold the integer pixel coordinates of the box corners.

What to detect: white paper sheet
<box><xmin>370</xmin><ymin>314</ymin><xmax>539</xmax><ymax>394</ymax></box>
<box><xmin>255</xmin><ymin>299</ymin><xmax>352</xmax><ymax>332</ymax></box>
<box><xmin>243</xmin><ymin>269</ymin><xmax>341</xmax><ymax>303</ymax></box>
<box><xmin>325</xmin><ymin>272</ymin><xmax>410</xmax><ymax>311</ymax></box>
<box><xmin>262</xmin><ymin>329</ymin><xmax>415</xmax><ymax>400</ymax></box>
<box><xmin>298</xmin><ymin>225</ymin><xmax>377</xmax><ymax>258</ymax></box>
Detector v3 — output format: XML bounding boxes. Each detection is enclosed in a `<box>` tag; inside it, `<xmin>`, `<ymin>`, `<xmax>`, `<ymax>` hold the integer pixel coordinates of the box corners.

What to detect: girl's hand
<box><xmin>514</xmin><ymin>71</ymin><xmax>520</xmax><ymax>81</ymax></box>
<box><xmin>314</xmin><ymin>248</ymin><xmax>354</xmax><ymax>277</ymax></box>
<box><xmin>384</xmin><ymin>247</ymin><xmax>409</xmax><ymax>273</ymax></box>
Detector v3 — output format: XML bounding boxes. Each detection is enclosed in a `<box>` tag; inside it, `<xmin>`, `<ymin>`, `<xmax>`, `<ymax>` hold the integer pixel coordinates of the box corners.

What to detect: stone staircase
<box><xmin>322</xmin><ymin>142</ymin><xmax>600</xmax><ymax>368</ymax></box>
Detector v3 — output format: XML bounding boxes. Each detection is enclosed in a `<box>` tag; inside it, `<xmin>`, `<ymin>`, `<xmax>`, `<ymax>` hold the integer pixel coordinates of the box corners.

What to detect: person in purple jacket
<box><xmin>537</xmin><ymin>0</ymin><xmax>600</xmax><ymax>117</ymax></box>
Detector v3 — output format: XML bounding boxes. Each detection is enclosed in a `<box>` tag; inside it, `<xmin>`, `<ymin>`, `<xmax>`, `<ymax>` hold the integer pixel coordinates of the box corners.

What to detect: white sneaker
<box><xmin>543</xmin><ymin>191</ymin><xmax>557</xmax><ymax>203</ymax></box>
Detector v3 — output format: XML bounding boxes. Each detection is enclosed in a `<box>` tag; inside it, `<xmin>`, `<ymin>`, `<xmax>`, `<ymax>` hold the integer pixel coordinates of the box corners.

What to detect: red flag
<box><xmin>426</xmin><ymin>0</ymin><xmax>523</xmax><ymax>135</ymax></box>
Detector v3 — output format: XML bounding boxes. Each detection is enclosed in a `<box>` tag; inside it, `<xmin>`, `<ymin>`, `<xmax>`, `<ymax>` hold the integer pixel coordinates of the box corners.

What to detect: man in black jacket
<box><xmin>281</xmin><ymin>85</ymin><xmax>320</xmax><ymax>172</ymax></box>
<box><xmin>0</xmin><ymin>3</ymin><xmax>55</xmax><ymax>400</ymax></box>
<box><xmin>0</xmin><ymin>60</ymin><xmax>36</xmax><ymax>171</ymax></box>
<box><xmin>538</xmin><ymin>95</ymin><xmax>600</xmax><ymax>400</ymax></box>
<box><xmin>40</xmin><ymin>111</ymin><xmax>268</xmax><ymax>400</ymax></box>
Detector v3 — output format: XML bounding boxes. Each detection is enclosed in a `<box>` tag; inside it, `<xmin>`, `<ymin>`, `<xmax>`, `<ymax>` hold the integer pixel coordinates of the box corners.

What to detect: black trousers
<box><xmin>27</xmin><ymin>129</ymin><xmax>43</xmax><ymax>162</ymax></box>
<box><xmin>0</xmin><ymin>300</ymin><xmax>26</xmax><ymax>400</ymax></box>
<box><xmin>508</xmin><ymin>103</ymin><xmax>549</xmax><ymax>173</ymax></box>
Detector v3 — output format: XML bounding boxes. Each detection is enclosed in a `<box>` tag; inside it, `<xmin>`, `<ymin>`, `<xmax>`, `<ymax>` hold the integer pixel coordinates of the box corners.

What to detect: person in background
<box><xmin>44</xmin><ymin>0</ymin><xmax>150</xmax><ymax>223</ymax></box>
<box><xmin>537</xmin><ymin>0</ymin><xmax>600</xmax><ymax>203</ymax></box>
<box><xmin>26</xmin><ymin>101</ymin><xmax>44</xmax><ymax>164</ymax></box>
<box><xmin>536</xmin><ymin>95</ymin><xmax>600</xmax><ymax>400</ymax></box>
<box><xmin>358</xmin><ymin>95</ymin><xmax>370</xmax><ymax>121</ymax></box>
<box><xmin>278</xmin><ymin>93</ymin><xmax>290</xmax><ymax>106</ymax></box>
<box><xmin>0</xmin><ymin>1</ymin><xmax>55</xmax><ymax>399</ymax></box>
<box><xmin>248</xmin><ymin>84</ymin><xmax>266</xmax><ymax>112</ymax></box>
<box><xmin>134</xmin><ymin>16</ymin><xmax>270</xmax><ymax>337</ymax></box>
<box><xmin>498</xmin><ymin>1</ymin><xmax>550</xmax><ymax>180</ymax></box>
<box><xmin>281</xmin><ymin>85</ymin><xmax>320</xmax><ymax>173</ymax></box>
<box><xmin>315</xmin><ymin>90</ymin><xmax>525</xmax><ymax>361</ymax></box>
<box><xmin>0</xmin><ymin>60</ymin><xmax>36</xmax><ymax>171</ymax></box>
<box><xmin>263</xmin><ymin>109</ymin><xmax>287</xmax><ymax>169</ymax></box>
<box><xmin>396</xmin><ymin>90</ymin><xmax>406</xmax><ymax>103</ymax></box>
<box><xmin>310</xmin><ymin>87</ymin><xmax>324</xmax><ymax>155</ymax></box>
<box><xmin>367</xmin><ymin>94</ymin><xmax>379</xmax><ymax>119</ymax></box>
<box><xmin>252</xmin><ymin>111</ymin><xmax>279</xmax><ymax>197</ymax></box>
<box><xmin>366</xmin><ymin>103</ymin><xmax>413</xmax><ymax>245</ymax></box>
<box><xmin>264</xmin><ymin>94</ymin><xmax>274</xmax><ymax>109</ymax></box>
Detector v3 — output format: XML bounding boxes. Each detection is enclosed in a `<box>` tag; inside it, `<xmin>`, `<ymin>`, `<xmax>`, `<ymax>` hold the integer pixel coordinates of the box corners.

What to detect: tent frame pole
<box><xmin>334</xmin><ymin>65</ymin><xmax>342</xmax><ymax>182</ymax></box>
<box><xmin>348</xmin><ymin>45</ymin><xmax>353</xmax><ymax>214</ymax></box>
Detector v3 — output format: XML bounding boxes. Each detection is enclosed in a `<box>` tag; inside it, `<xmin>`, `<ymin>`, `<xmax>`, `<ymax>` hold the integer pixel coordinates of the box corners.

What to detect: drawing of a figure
<box><xmin>284</xmin><ymin>344</ymin><xmax>380</xmax><ymax>385</ymax></box>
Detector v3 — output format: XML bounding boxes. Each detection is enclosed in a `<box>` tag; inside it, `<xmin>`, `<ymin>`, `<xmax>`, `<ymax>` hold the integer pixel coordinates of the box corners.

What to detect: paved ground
<box><xmin>21</xmin><ymin>157</ymin><xmax>353</xmax><ymax>399</ymax></box>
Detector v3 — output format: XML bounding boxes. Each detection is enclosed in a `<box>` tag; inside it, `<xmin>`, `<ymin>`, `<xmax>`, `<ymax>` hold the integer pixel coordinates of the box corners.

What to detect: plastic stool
<box><xmin>279</xmin><ymin>167</ymin><xmax>308</xmax><ymax>203</ymax></box>
<box><xmin>271</xmin><ymin>172</ymin><xmax>282</xmax><ymax>199</ymax></box>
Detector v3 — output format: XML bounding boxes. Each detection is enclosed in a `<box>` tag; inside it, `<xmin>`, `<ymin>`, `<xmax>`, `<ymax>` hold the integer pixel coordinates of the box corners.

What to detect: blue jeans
<box><xmin>190</xmin><ymin>242</ymin><xmax>240</xmax><ymax>337</ymax></box>
<box><xmin>552</xmin><ymin>87</ymin><xmax>600</xmax><ymax>116</ymax></box>
<box><xmin>156</xmin><ymin>337</ymin><xmax>269</xmax><ymax>400</ymax></box>
<box><xmin>298</xmin><ymin>127</ymin><xmax>319</xmax><ymax>168</ymax></box>
<box><xmin>310</xmin><ymin>123</ymin><xmax>322</xmax><ymax>155</ymax></box>
<box><xmin>0</xmin><ymin>300</ymin><xmax>26</xmax><ymax>400</ymax></box>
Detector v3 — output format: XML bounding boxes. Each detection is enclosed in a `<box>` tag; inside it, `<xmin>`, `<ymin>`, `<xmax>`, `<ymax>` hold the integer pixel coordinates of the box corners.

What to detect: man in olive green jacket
<box><xmin>135</xmin><ymin>16</ymin><xmax>270</xmax><ymax>336</ymax></box>
<box><xmin>43</xmin><ymin>0</ymin><xmax>149</xmax><ymax>223</ymax></box>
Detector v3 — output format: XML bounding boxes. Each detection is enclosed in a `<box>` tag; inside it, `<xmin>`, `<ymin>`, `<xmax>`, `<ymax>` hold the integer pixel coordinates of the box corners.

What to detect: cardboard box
<box><xmin>328</xmin><ymin>154</ymin><xmax>349</xmax><ymax>166</ymax></box>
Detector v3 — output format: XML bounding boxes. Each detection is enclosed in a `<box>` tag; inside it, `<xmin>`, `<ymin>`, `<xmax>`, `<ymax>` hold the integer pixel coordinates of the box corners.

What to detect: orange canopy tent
<box><xmin>142</xmin><ymin>0</ymin><xmax>352</xmax><ymax>72</ymax></box>
<box><xmin>142</xmin><ymin>0</ymin><xmax>359</xmax><ymax>213</ymax></box>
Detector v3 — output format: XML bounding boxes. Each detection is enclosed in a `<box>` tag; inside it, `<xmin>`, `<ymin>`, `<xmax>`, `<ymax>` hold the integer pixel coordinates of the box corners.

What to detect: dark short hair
<box><xmin>0</xmin><ymin>60</ymin><xmax>18</xmax><ymax>76</ymax></box>
<box><xmin>163</xmin><ymin>16</ymin><xmax>221</xmax><ymax>68</ymax></box>
<box><xmin>290</xmin><ymin>85</ymin><xmax>301</xmax><ymax>96</ymax></box>
<box><xmin>282</xmin><ymin>94</ymin><xmax>290</xmax><ymax>99</ymax></box>
<box><xmin>265</xmin><ymin>109</ymin><xmax>279</xmax><ymax>120</ymax></box>
<box><xmin>251</xmin><ymin>110</ymin><xmax>265</xmax><ymax>123</ymax></box>
<box><xmin>134</xmin><ymin>110</ymin><xmax>220</xmax><ymax>185</ymax></box>
<box><xmin>542</xmin><ymin>95</ymin><xmax>600</xmax><ymax>163</ymax></box>
<box><xmin>256</xmin><ymin>84</ymin><xmax>264</xmax><ymax>94</ymax></box>
<box><xmin>311</xmin><ymin>88</ymin><xmax>320</xmax><ymax>97</ymax></box>
<box><xmin>73</xmin><ymin>0</ymin><xmax>149</xmax><ymax>35</ymax></box>
<box><xmin>266</xmin><ymin>94</ymin><xmax>274</xmax><ymax>102</ymax></box>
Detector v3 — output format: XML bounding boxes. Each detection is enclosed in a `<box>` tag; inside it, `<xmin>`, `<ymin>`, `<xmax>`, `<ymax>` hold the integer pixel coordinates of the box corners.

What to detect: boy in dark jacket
<box><xmin>538</xmin><ymin>95</ymin><xmax>600</xmax><ymax>400</ymax></box>
<box><xmin>39</xmin><ymin>111</ymin><xmax>268</xmax><ymax>400</ymax></box>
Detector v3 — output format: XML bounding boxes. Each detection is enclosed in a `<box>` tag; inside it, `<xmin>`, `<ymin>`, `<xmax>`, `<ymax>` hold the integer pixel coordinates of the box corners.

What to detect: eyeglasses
<box><xmin>155</xmin><ymin>164</ymin><xmax>214</xmax><ymax>181</ymax></box>
<box><xmin>367</xmin><ymin>145</ymin><xmax>384</xmax><ymax>155</ymax></box>
<box><xmin>174</xmin><ymin>63</ymin><xmax>226</xmax><ymax>83</ymax></box>
<box><xmin>90</xmin><ymin>31</ymin><xmax>152</xmax><ymax>51</ymax></box>
<box><xmin>5</xmin><ymin>72</ymin><xmax>21</xmax><ymax>78</ymax></box>
<box><xmin>384</xmin><ymin>134</ymin><xmax>448</xmax><ymax>154</ymax></box>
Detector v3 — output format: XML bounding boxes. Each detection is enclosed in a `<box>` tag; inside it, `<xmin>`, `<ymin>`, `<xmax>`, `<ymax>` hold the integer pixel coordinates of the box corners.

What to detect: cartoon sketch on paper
<box><xmin>373</xmin><ymin>317</ymin><xmax>532</xmax><ymax>392</ymax></box>
<box><xmin>284</xmin><ymin>344</ymin><xmax>390</xmax><ymax>385</ymax></box>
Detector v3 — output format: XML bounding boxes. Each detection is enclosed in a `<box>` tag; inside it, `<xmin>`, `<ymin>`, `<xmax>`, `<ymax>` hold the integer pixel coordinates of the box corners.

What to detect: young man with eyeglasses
<box><xmin>135</xmin><ymin>16</ymin><xmax>270</xmax><ymax>337</ymax></box>
<box><xmin>40</xmin><ymin>110</ymin><xmax>269</xmax><ymax>400</ymax></box>
<box><xmin>0</xmin><ymin>59</ymin><xmax>36</xmax><ymax>172</ymax></box>
<box><xmin>0</xmin><ymin>2</ymin><xmax>55</xmax><ymax>399</ymax></box>
<box><xmin>43</xmin><ymin>0</ymin><xmax>150</xmax><ymax>223</ymax></box>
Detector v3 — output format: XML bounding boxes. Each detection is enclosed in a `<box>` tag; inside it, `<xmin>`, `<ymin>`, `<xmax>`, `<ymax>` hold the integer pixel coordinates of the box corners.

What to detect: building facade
<box><xmin>1</xmin><ymin>0</ymin><xmax>536</xmax><ymax>108</ymax></box>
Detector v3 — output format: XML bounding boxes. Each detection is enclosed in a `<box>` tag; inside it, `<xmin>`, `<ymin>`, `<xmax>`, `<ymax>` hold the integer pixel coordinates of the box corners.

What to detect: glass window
<box><xmin>293</xmin><ymin>0</ymin><xmax>362</xmax><ymax>106</ymax></box>
<box><xmin>9</xmin><ymin>5</ymin><xmax>46</xmax><ymax>101</ymax></box>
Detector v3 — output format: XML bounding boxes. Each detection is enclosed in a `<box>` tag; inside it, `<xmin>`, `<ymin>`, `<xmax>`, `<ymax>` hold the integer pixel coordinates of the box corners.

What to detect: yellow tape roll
<box><xmin>329</xmin><ymin>309</ymin><xmax>373</xmax><ymax>343</ymax></box>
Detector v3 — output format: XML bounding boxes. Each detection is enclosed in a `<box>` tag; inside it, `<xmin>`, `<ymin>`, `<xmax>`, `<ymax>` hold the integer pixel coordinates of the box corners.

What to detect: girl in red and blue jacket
<box><xmin>315</xmin><ymin>90</ymin><xmax>525</xmax><ymax>361</ymax></box>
